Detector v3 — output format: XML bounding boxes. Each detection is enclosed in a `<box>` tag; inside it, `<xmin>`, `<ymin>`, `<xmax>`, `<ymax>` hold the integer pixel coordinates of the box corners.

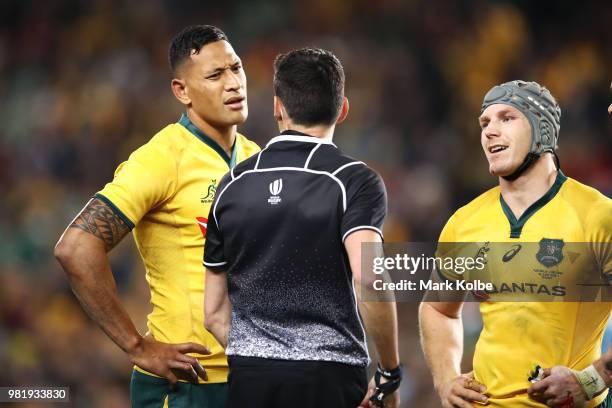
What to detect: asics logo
<box><xmin>502</xmin><ymin>244</ymin><xmax>522</xmax><ymax>262</ymax></box>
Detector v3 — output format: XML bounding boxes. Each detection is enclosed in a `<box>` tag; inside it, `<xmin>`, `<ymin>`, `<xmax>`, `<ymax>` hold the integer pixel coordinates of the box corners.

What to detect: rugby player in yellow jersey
<box><xmin>54</xmin><ymin>25</ymin><xmax>259</xmax><ymax>407</ymax></box>
<box><xmin>522</xmin><ymin>82</ymin><xmax>612</xmax><ymax>407</ymax></box>
<box><xmin>419</xmin><ymin>80</ymin><xmax>612</xmax><ymax>408</ymax></box>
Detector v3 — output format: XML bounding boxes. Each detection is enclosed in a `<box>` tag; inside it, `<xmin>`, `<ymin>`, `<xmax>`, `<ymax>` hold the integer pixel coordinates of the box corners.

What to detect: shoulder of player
<box><xmin>560</xmin><ymin>176</ymin><xmax>609</xmax><ymax>205</ymax></box>
<box><xmin>236</xmin><ymin>133</ymin><xmax>261</xmax><ymax>154</ymax></box>
<box><xmin>437</xmin><ymin>187</ymin><xmax>499</xmax><ymax>242</ymax></box>
<box><xmin>331</xmin><ymin>156</ymin><xmax>382</xmax><ymax>187</ymax></box>
<box><xmin>451</xmin><ymin>185</ymin><xmax>500</xmax><ymax>223</ymax></box>
<box><xmin>129</xmin><ymin>123</ymin><xmax>187</xmax><ymax>162</ymax></box>
<box><xmin>328</xmin><ymin>156</ymin><xmax>387</xmax><ymax>205</ymax></box>
<box><xmin>321</xmin><ymin>151</ymin><xmax>368</xmax><ymax>177</ymax></box>
<box><xmin>560</xmin><ymin>176</ymin><xmax>611</xmax><ymax>225</ymax></box>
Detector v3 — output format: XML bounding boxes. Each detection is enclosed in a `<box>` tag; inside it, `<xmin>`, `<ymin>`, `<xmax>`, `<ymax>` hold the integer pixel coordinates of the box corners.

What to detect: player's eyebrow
<box><xmin>205</xmin><ymin>66</ymin><xmax>226</xmax><ymax>75</ymax></box>
<box><xmin>495</xmin><ymin>108</ymin><xmax>516</xmax><ymax>116</ymax></box>
<box><xmin>479</xmin><ymin>108</ymin><xmax>517</xmax><ymax>123</ymax></box>
<box><xmin>204</xmin><ymin>60</ymin><xmax>242</xmax><ymax>76</ymax></box>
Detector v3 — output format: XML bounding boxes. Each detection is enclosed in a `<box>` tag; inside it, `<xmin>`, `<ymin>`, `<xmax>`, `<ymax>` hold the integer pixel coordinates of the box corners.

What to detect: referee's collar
<box><xmin>267</xmin><ymin>132</ymin><xmax>336</xmax><ymax>147</ymax></box>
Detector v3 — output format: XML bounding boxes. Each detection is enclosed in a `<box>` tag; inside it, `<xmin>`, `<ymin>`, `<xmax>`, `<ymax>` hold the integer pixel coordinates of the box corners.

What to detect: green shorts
<box><xmin>130</xmin><ymin>370</ymin><xmax>228</xmax><ymax>408</ymax></box>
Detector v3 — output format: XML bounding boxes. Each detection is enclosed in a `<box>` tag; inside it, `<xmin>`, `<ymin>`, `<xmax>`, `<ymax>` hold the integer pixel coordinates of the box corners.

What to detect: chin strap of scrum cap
<box><xmin>502</xmin><ymin>152</ymin><xmax>541</xmax><ymax>181</ymax></box>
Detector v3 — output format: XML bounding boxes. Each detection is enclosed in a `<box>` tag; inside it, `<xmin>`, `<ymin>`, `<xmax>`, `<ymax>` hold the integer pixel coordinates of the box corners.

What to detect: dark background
<box><xmin>0</xmin><ymin>0</ymin><xmax>610</xmax><ymax>406</ymax></box>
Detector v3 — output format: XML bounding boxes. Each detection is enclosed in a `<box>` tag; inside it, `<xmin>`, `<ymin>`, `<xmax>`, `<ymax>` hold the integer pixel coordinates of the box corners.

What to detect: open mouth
<box><xmin>224</xmin><ymin>96</ymin><xmax>245</xmax><ymax>110</ymax></box>
<box><xmin>488</xmin><ymin>145</ymin><xmax>508</xmax><ymax>154</ymax></box>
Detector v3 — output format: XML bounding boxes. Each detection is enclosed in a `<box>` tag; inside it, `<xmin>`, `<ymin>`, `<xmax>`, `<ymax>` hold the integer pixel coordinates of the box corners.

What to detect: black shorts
<box><xmin>227</xmin><ymin>356</ymin><xmax>367</xmax><ymax>408</ymax></box>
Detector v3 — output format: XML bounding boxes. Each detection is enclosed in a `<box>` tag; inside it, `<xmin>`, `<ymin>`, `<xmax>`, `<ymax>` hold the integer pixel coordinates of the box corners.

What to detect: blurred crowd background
<box><xmin>0</xmin><ymin>0</ymin><xmax>610</xmax><ymax>406</ymax></box>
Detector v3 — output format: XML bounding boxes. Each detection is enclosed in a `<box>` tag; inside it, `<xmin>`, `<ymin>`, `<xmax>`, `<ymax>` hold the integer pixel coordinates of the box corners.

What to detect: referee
<box><xmin>203</xmin><ymin>48</ymin><xmax>401</xmax><ymax>408</ymax></box>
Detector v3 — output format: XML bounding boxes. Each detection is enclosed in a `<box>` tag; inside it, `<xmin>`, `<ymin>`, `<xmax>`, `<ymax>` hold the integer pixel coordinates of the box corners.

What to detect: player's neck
<box><xmin>187</xmin><ymin>111</ymin><xmax>236</xmax><ymax>156</ymax></box>
<box><xmin>499</xmin><ymin>154</ymin><xmax>558</xmax><ymax>219</ymax></box>
<box><xmin>278</xmin><ymin>120</ymin><xmax>335</xmax><ymax>142</ymax></box>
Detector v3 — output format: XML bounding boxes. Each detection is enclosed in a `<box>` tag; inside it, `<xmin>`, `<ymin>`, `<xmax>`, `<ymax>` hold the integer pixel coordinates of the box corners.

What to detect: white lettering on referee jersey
<box><xmin>213</xmin><ymin>167</ymin><xmax>348</xmax><ymax>226</ymax></box>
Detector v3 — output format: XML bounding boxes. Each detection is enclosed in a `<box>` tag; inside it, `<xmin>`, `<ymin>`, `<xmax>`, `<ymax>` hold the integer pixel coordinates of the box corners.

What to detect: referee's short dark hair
<box><xmin>169</xmin><ymin>25</ymin><xmax>228</xmax><ymax>74</ymax></box>
<box><xmin>273</xmin><ymin>48</ymin><xmax>345</xmax><ymax>126</ymax></box>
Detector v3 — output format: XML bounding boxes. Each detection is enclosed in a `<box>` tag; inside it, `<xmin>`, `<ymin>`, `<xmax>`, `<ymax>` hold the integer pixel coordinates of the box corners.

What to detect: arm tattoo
<box><xmin>70</xmin><ymin>198</ymin><xmax>130</xmax><ymax>251</ymax></box>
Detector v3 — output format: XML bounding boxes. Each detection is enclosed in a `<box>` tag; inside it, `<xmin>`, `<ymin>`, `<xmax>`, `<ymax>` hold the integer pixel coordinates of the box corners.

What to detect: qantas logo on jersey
<box><xmin>485</xmin><ymin>282</ymin><xmax>566</xmax><ymax>296</ymax></box>
<box><xmin>196</xmin><ymin>217</ymin><xmax>207</xmax><ymax>237</ymax></box>
<box><xmin>473</xmin><ymin>282</ymin><xmax>567</xmax><ymax>298</ymax></box>
<box><xmin>268</xmin><ymin>178</ymin><xmax>283</xmax><ymax>205</ymax></box>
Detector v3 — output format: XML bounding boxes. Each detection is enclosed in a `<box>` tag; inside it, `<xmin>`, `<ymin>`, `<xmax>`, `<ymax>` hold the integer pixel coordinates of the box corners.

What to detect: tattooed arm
<box><xmin>55</xmin><ymin>198</ymin><xmax>209</xmax><ymax>385</ymax></box>
<box><xmin>66</xmin><ymin>197</ymin><xmax>131</xmax><ymax>251</ymax></box>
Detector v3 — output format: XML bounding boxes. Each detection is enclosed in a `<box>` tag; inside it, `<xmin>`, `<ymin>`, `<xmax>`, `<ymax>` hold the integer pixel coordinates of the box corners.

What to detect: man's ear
<box><xmin>336</xmin><ymin>97</ymin><xmax>349</xmax><ymax>124</ymax></box>
<box><xmin>171</xmin><ymin>78</ymin><xmax>190</xmax><ymax>106</ymax></box>
<box><xmin>273</xmin><ymin>96</ymin><xmax>284</xmax><ymax>121</ymax></box>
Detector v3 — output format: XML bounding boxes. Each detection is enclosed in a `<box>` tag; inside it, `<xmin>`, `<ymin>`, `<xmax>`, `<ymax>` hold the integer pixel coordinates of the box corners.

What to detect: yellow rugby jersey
<box><xmin>97</xmin><ymin>114</ymin><xmax>260</xmax><ymax>383</ymax></box>
<box><xmin>438</xmin><ymin>171</ymin><xmax>612</xmax><ymax>407</ymax></box>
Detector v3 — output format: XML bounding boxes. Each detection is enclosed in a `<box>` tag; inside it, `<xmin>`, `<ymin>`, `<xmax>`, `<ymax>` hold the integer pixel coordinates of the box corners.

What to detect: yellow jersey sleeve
<box><xmin>438</xmin><ymin>213</ymin><xmax>457</xmax><ymax>243</ymax></box>
<box><xmin>435</xmin><ymin>213</ymin><xmax>460</xmax><ymax>281</ymax></box>
<box><xmin>96</xmin><ymin>140</ymin><xmax>177</xmax><ymax>227</ymax></box>
<box><xmin>586</xmin><ymin>198</ymin><xmax>612</xmax><ymax>278</ymax></box>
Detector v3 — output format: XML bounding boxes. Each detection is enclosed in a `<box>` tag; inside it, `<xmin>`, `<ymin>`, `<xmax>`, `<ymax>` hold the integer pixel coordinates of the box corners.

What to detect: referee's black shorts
<box><xmin>227</xmin><ymin>356</ymin><xmax>368</xmax><ymax>408</ymax></box>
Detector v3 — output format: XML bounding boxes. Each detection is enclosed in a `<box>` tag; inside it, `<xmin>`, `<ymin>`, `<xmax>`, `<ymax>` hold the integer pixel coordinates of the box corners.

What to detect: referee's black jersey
<box><xmin>204</xmin><ymin>132</ymin><xmax>387</xmax><ymax>367</ymax></box>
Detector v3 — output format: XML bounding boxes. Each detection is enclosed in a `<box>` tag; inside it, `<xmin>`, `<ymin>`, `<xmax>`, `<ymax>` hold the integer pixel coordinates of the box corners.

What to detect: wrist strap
<box><xmin>370</xmin><ymin>363</ymin><xmax>403</xmax><ymax>406</ymax></box>
<box><xmin>377</xmin><ymin>363</ymin><xmax>403</xmax><ymax>380</ymax></box>
<box><xmin>573</xmin><ymin>365</ymin><xmax>606</xmax><ymax>400</ymax></box>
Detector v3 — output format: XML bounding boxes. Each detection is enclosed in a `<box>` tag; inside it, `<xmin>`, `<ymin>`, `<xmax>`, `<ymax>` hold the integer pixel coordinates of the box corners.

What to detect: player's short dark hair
<box><xmin>169</xmin><ymin>25</ymin><xmax>228</xmax><ymax>74</ymax></box>
<box><xmin>273</xmin><ymin>48</ymin><xmax>345</xmax><ymax>126</ymax></box>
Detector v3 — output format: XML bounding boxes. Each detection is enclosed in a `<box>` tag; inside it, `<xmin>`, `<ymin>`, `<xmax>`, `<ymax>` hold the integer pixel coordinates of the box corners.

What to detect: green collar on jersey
<box><xmin>178</xmin><ymin>114</ymin><xmax>238</xmax><ymax>168</ymax></box>
<box><xmin>500</xmin><ymin>171</ymin><xmax>567</xmax><ymax>239</ymax></box>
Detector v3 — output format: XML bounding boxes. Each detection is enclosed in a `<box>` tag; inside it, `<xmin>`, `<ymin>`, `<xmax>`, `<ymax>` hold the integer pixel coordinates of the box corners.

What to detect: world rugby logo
<box><xmin>268</xmin><ymin>178</ymin><xmax>283</xmax><ymax>205</ymax></box>
<box><xmin>269</xmin><ymin>178</ymin><xmax>283</xmax><ymax>195</ymax></box>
